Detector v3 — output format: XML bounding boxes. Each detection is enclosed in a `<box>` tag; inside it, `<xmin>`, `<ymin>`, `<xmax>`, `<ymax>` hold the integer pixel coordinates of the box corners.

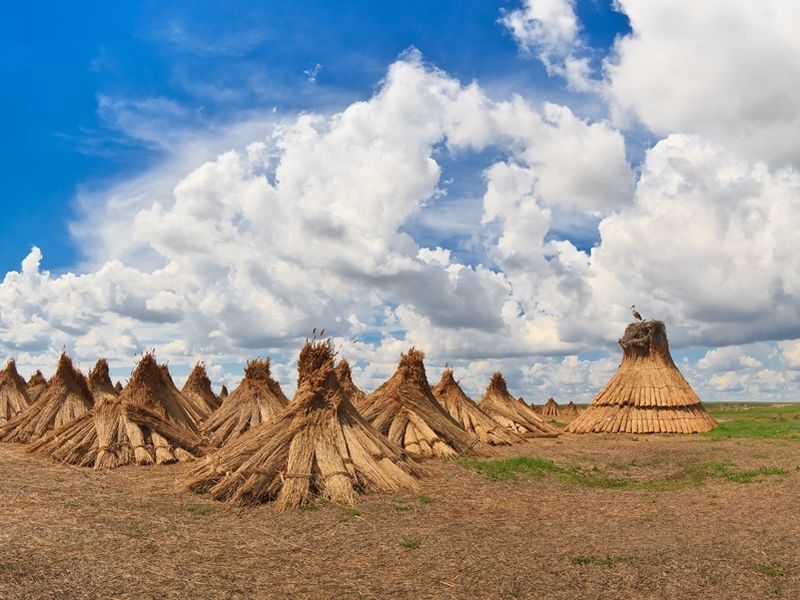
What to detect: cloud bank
<box><xmin>2</xmin><ymin>2</ymin><xmax>800</xmax><ymax>403</ymax></box>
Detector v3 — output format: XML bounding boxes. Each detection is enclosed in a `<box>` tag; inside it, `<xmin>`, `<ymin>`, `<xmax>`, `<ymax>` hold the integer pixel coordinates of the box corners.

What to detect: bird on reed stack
<box><xmin>631</xmin><ymin>305</ymin><xmax>643</xmax><ymax>322</ymax></box>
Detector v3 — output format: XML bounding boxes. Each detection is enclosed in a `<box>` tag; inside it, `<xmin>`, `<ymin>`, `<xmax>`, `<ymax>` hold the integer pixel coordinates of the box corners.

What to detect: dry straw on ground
<box><xmin>26</xmin><ymin>370</ymin><xmax>48</xmax><ymax>403</ymax></box>
<box><xmin>432</xmin><ymin>369</ymin><xmax>523</xmax><ymax>446</ymax></box>
<box><xmin>181</xmin><ymin>363</ymin><xmax>221</xmax><ymax>416</ymax></box>
<box><xmin>0</xmin><ymin>354</ymin><xmax>92</xmax><ymax>444</ymax></box>
<box><xmin>186</xmin><ymin>340</ymin><xmax>422</xmax><ymax>509</ymax></box>
<box><xmin>567</xmin><ymin>320</ymin><xmax>716</xmax><ymax>434</ymax></box>
<box><xmin>336</xmin><ymin>358</ymin><xmax>367</xmax><ymax>408</ymax></box>
<box><xmin>539</xmin><ymin>397</ymin><xmax>562</xmax><ymax>417</ymax></box>
<box><xmin>0</xmin><ymin>360</ymin><xmax>30</xmax><ymax>427</ymax></box>
<box><xmin>479</xmin><ymin>373</ymin><xmax>559</xmax><ymax>438</ymax></box>
<box><xmin>359</xmin><ymin>349</ymin><xmax>487</xmax><ymax>458</ymax></box>
<box><xmin>202</xmin><ymin>358</ymin><xmax>289</xmax><ymax>447</ymax></box>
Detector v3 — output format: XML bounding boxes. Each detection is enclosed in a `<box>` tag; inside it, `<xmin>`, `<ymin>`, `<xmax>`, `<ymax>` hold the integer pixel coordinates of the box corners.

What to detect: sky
<box><xmin>1</xmin><ymin>0</ymin><xmax>799</xmax><ymax>402</ymax></box>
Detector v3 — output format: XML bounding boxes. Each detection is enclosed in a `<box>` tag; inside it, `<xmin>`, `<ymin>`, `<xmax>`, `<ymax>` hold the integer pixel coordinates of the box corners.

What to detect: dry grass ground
<box><xmin>1</xmin><ymin>403</ymin><xmax>799</xmax><ymax>599</ymax></box>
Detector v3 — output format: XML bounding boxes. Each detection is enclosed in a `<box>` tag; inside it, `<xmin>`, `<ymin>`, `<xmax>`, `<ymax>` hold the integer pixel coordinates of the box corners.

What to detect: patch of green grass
<box><xmin>217</xmin><ymin>573</ymin><xmax>234</xmax><ymax>582</ymax></box>
<box><xmin>343</xmin><ymin>507</ymin><xmax>361</xmax><ymax>517</ymax></box>
<box><xmin>706</xmin><ymin>403</ymin><xmax>800</xmax><ymax>440</ymax></box>
<box><xmin>300</xmin><ymin>501</ymin><xmax>319</xmax><ymax>511</ymax></box>
<box><xmin>461</xmin><ymin>457</ymin><xmax>787</xmax><ymax>491</ymax></box>
<box><xmin>758</xmin><ymin>560</ymin><xmax>785</xmax><ymax>577</ymax></box>
<box><xmin>184</xmin><ymin>503</ymin><xmax>216</xmax><ymax>516</ymax></box>
<box><xmin>394</xmin><ymin>503</ymin><xmax>410</xmax><ymax>512</ymax></box>
<box><xmin>417</xmin><ymin>494</ymin><xmax>432</xmax><ymax>505</ymax></box>
<box><xmin>400</xmin><ymin>536</ymin><xmax>421</xmax><ymax>549</ymax></box>
<box><xmin>571</xmin><ymin>554</ymin><xmax>629</xmax><ymax>567</ymax></box>
<box><xmin>725</xmin><ymin>466</ymin><xmax>788</xmax><ymax>483</ymax></box>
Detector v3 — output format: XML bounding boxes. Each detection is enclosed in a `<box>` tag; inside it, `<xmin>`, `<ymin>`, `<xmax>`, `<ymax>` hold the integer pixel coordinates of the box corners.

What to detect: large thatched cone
<box><xmin>539</xmin><ymin>398</ymin><xmax>562</xmax><ymax>417</ymax></box>
<box><xmin>0</xmin><ymin>354</ymin><xmax>92</xmax><ymax>444</ymax></box>
<box><xmin>26</xmin><ymin>370</ymin><xmax>48</xmax><ymax>403</ymax></box>
<box><xmin>31</xmin><ymin>357</ymin><xmax>207</xmax><ymax>468</ymax></box>
<box><xmin>432</xmin><ymin>369</ymin><xmax>523</xmax><ymax>446</ymax></box>
<box><xmin>563</xmin><ymin>401</ymin><xmax>580</xmax><ymax>416</ymax></box>
<box><xmin>359</xmin><ymin>349</ymin><xmax>488</xmax><ymax>458</ymax></box>
<box><xmin>182</xmin><ymin>363</ymin><xmax>220</xmax><ymax>416</ymax></box>
<box><xmin>567</xmin><ymin>321</ymin><xmax>716</xmax><ymax>434</ymax></box>
<box><xmin>479</xmin><ymin>374</ymin><xmax>559</xmax><ymax>438</ymax></box>
<box><xmin>0</xmin><ymin>360</ymin><xmax>30</xmax><ymax>427</ymax></box>
<box><xmin>202</xmin><ymin>358</ymin><xmax>289</xmax><ymax>447</ymax></box>
<box><xmin>185</xmin><ymin>340</ymin><xmax>422</xmax><ymax>509</ymax></box>
<box><xmin>336</xmin><ymin>359</ymin><xmax>367</xmax><ymax>409</ymax></box>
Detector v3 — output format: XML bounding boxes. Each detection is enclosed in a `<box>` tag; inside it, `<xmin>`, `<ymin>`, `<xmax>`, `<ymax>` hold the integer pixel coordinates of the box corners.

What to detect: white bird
<box><xmin>631</xmin><ymin>304</ymin><xmax>643</xmax><ymax>322</ymax></box>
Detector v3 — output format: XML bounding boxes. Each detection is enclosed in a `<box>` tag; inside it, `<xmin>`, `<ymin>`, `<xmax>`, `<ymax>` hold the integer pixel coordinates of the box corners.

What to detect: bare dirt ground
<box><xmin>1</xmin><ymin>432</ymin><xmax>798</xmax><ymax>599</ymax></box>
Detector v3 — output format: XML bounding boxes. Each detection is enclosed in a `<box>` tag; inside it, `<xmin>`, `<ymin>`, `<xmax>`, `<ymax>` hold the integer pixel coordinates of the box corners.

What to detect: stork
<box><xmin>631</xmin><ymin>305</ymin><xmax>643</xmax><ymax>322</ymax></box>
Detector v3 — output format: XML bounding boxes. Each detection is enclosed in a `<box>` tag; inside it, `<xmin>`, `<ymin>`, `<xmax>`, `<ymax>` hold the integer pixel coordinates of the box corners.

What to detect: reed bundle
<box><xmin>478</xmin><ymin>373</ymin><xmax>559</xmax><ymax>438</ymax></box>
<box><xmin>185</xmin><ymin>340</ymin><xmax>421</xmax><ymax>509</ymax></box>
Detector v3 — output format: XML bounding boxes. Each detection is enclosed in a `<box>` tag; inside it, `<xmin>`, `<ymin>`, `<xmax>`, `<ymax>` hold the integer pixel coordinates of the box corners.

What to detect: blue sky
<box><xmin>0</xmin><ymin>1</ymin><xmax>629</xmax><ymax>274</ymax></box>
<box><xmin>2</xmin><ymin>0</ymin><xmax>799</xmax><ymax>402</ymax></box>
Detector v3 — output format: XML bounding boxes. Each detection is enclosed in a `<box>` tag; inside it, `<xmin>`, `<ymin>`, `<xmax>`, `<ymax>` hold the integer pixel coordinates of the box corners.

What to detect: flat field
<box><xmin>1</xmin><ymin>403</ymin><xmax>799</xmax><ymax>599</ymax></box>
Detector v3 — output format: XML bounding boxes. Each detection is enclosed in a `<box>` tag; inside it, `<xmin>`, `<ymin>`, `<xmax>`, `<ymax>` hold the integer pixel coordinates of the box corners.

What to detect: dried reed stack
<box><xmin>219</xmin><ymin>385</ymin><xmax>229</xmax><ymax>401</ymax></box>
<box><xmin>31</xmin><ymin>356</ymin><xmax>207</xmax><ymax>468</ymax></box>
<box><xmin>432</xmin><ymin>369</ymin><xmax>523</xmax><ymax>446</ymax></box>
<box><xmin>202</xmin><ymin>358</ymin><xmax>289</xmax><ymax>446</ymax></box>
<box><xmin>0</xmin><ymin>354</ymin><xmax>92</xmax><ymax>444</ymax></box>
<box><xmin>30</xmin><ymin>359</ymin><xmax>122</xmax><ymax>467</ymax></box>
<box><xmin>479</xmin><ymin>373</ymin><xmax>559</xmax><ymax>437</ymax></box>
<box><xmin>26</xmin><ymin>370</ymin><xmax>48</xmax><ymax>402</ymax></box>
<box><xmin>359</xmin><ymin>349</ymin><xmax>487</xmax><ymax>458</ymax></box>
<box><xmin>159</xmin><ymin>364</ymin><xmax>210</xmax><ymax>424</ymax></box>
<box><xmin>120</xmin><ymin>354</ymin><xmax>208</xmax><ymax>463</ymax></box>
<box><xmin>0</xmin><ymin>360</ymin><xmax>30</xmax><ymax>427</ymax></box>
<box><xmin>185</xmin><ymin>340</ymin><xmax>421</xmax><ymax>509</ymax></box>
<box><xmin>114</xmin><ymin>382</ymin><xmax>124</xmax><ymax>393</ymax></box>
<box><xmin>567</xmin><ymin>321</ymin><xmax>716</xmax><ymax>434</ymax></box>
<box><xmin>182</xmin><ymin>363</ymin><xmax>221</xmax><ymax>415</ymax></box>
<box><xmin>563</xmin><ymin>401</ymin><xmax>580</xmax><ymax>416</ymax></box>
<box><xmin>335</xmin><ymin>358</ymin><xmax>367</xmax><ymax>408</ymax></box>
<box><xmin>539</xmin><ymin>397</ymin><xmax>562</xmax><ymax>417</ymax></box>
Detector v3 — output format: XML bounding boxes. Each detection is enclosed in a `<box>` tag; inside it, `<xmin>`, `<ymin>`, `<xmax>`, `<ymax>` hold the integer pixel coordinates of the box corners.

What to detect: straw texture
<box><xmin>185</xmin><ymin>340</ymin><xmax>422</xmax><ymax>509</ymax></box>
<box><xmin>0</xmin><ymin>360</ymin><xmax>30</xmax><ymax>427</ymax></box>
<box><xmin>359</xmin><ymin>349</ymin><xmax>488</xmax><ymax>458</ymax></box>
<box><xmin>26</xmin><ymin>370</ymin><xmax>48</xmax><ymax>403</ymax></box>
<box><xmin>30</xmin><ymin>356</ymin><xmax>208</xmax><ymax>468</ymax></box>
<box><xmin>336</xmin><ymin>359</ymin><xmax>367</xmax><ymax>409</ymax></box>
<box><xmin>478</xmin><ymin>373</ymin><xmax>559</xmax><ymax>438</ymax></box>
<box><xmin>182</xmin><ymin>363</ymin><xmax>221</xmax><ymax>416</ymax></box>
<box><xmin>0</xmin><ymin>354</ymin><xmax>93</xmax><ymax>444</ymax></box>
<box><xmin>566</xmin><ymin>321</ymin><xmax>716</xmax><ymax>434</ymax></box>
<box><xmin>432</xmin><ymin>369</ymin><xmax>523</xmax><ymax>446</ymax></box>
<box><xmin>202</xmin><ymin>358</ymin><xmax>289</xmax><ymax>447</ymax></box>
